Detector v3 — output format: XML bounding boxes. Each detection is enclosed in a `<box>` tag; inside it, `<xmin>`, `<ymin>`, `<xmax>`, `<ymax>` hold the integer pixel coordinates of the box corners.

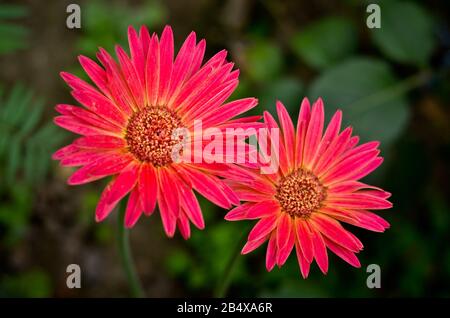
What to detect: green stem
<box><xmin>117</xmin><ymin>205</ymin><xmax>145</xmax><ymax>298</ymax></box>
<box><xmin>214</xmin><ymin>227</ymin><xmax>249</xmax><ymax>297</ymax></box>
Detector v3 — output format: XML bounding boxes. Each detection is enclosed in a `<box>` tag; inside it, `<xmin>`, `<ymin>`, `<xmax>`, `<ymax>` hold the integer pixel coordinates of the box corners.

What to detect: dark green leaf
<box><xmin>308</xmin><ymin>57</ymin><xmax>410</xmax><ymax>147</ymax></box>
<box><xmin>370</xmin><ymin>1</ymin><xmax>436</xmax><ymax>66</ymax></box>
<box><xmin>291</xmin><ymin>17</ymin><xmax>358</xmax><ymax>70</ymax></box>
<box><xmin>244</xmin><ymin>41</ymin><xmax>283</xmax><ymax>82</ymax></box>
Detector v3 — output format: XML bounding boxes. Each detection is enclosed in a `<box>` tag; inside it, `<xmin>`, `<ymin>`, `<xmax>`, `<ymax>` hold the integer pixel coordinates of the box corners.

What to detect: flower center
<box><xmin>125</xmin><ymin>106</ymin><xmax>183</xmax><ymax>166</ymax></box>
<box><xmin>275</xmin><ymin>169</ymin><xmax>326</xmax><ymax>218</ymax></box>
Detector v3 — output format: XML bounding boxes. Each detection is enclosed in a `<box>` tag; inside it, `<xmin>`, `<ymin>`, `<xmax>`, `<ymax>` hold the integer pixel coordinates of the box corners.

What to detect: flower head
<box><xmin>53</xmin><ymin>25</ymin><xmax>260</xmax><ymax>238</ymax></box>
<box><xmin>225</xmin><ymin>98</ymin><xmax>392</xmax><ymax>277</ymax></box>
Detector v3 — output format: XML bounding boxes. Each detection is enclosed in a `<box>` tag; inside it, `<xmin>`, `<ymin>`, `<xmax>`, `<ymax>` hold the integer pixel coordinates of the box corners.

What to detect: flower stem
<box><xmin>117</xmin><ymin>205</ymin><xmax>145</xmax><ymax>298</ymax></box>
<box><xmin>214</xmin><ymin>226</ymin><xmax>249</xmax><ymax>297</ymax></box>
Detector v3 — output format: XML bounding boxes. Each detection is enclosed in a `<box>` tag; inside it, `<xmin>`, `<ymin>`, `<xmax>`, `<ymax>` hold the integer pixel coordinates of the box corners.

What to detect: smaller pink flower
<box><xmin>225</xmin><ymin>98</ymin><xmax>392</xmax><ymax>277</ymax></box>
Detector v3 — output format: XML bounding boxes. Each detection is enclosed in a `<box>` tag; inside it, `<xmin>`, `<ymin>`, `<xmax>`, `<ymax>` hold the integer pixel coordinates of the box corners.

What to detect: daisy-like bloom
<box><xmin>53</xmin><ymin>25</ymin><xmax>260</xmax><ymax>238</ymax></box>
<box><xmin>225</xmin><ymin>98</ymin><xmax>392</xmax><ymax>277</ymax></box>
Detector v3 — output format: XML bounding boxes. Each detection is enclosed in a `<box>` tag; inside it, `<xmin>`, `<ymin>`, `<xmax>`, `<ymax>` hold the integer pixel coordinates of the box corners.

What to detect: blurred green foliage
<box><xmin>0</xmin><ymin>85</ymin><xmax>64</xmax><ymax>185</ymax></box>
<box><xmin>0</xmin><ymin>269</ymin><xmax>52</xmax><ymax>297</ymax></box>
<box><xmin>0</xmin><ymin>4</ymin><xmax>28</xmax><ymax>54</ymax></box>
<box><xmin>371</xmin><ymin>0</ymin><xmax>436</xmax><ymax>66</ymax></box>
<box><xmin>308</xmin><ymin>57</ymin><xmax>410</xmax><ymax>147</ymax></box>
<box><xmin>77</xmin><ymin>0</ymin><xmax>167</xmax><ymax>55</ymax></box>
<box><xmin>291</xmin><ymin>16</ymin><xmax>358</xmax><ymax>70</ymax></box>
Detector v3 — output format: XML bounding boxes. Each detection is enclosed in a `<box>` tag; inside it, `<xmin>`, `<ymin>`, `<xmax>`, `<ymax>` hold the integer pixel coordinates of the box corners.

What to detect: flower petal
<box><xmin>303</xmin><ymin>98</ymin><xmax>324</xmax><ymax>168</ymax></box>
<box><xmin>310</xmin><ymin>213</ymin><xmax>363</xmax><ymax>252</ymax></box>
<box><xmin>95</xmin><ymin>164</ymin><xmax>139</xmax><ymax>222</ymax></box>
<box><xmin>138</xmin><ymin>164</ymin><xmax>158</xmax><ymax>215</ymax></box>
<box><xmin>276</xmin><ymin>101</ymin><xmax>295</xmax><ymax>170</ymax></box>
<box><xmin>248</xmin><ymin>214</ymin><xmax>278</xmax><ymax>242</ymax></box>
<box><xmin>324</xmin><ymin>237</ymin><xmax>361</xmax><ymax>268</ymax></box>
<box><xmin>295</xmin><ymin>218</ymin><xmax>314</xmax><ymax>263</ymax></box>
<box><xmin>266</xmin><ymin>233</ymin><xmax>277</xmax><ymax>272</ymax></box>
<box><xmin>125</xmin><ymin>187</ymin><xmax>143</xmax><ymax>228</ymax></box>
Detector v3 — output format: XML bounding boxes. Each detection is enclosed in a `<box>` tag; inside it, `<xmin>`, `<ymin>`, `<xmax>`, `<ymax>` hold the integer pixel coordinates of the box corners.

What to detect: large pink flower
<box><xmin>53</xmin><ymin>25</ymin><xmax>260</xmax><ymax>238</ymax></box>
<box><xmin>225</xmin><ymin>98</ymin><xmax>392</xmax><ymax>277</ymax></box>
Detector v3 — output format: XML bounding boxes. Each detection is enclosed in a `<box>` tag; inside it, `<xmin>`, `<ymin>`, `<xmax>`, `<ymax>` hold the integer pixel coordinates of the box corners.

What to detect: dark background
<box><xmin>0</xmin><ymin>0</ymin><xmax>449</xmax><ymax>297</ymax></box>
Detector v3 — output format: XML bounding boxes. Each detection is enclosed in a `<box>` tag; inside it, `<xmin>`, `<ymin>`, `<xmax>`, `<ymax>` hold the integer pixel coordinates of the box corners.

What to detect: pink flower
<box><xmin>225</xmin><ymin>98</ymin><xmax>392</xmax><ymax>277</ymax></box>
<box><xmin>53</xmin><ymin>25</ymin><xmax>260</xmax><ymax>238</ymax></box>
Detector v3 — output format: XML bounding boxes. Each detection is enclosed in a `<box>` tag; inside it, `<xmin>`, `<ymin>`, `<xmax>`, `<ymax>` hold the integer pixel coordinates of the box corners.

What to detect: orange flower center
<box><xmin>125</xmin><ymin>106</ymin><xmax>183</xmax><ymax>166</ymax></box>
<box><xmin>275</xmin><ymin>169</ymin><xmax>326</xmax><ymax>218</ymax></box>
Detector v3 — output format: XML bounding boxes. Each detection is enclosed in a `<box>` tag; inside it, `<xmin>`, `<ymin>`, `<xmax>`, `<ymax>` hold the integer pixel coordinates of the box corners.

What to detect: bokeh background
<box><xmin>0</xmin><ymin>0</ymin><xmax>449</xmax><ymax>297</ymax></box>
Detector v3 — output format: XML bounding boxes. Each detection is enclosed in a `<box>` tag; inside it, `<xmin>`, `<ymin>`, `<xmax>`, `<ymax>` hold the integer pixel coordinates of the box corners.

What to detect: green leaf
<box><xmin>0</xmin><ymin>84</ymin><xmax>64</xmax><ymax>185</ymax></box>
<box><xmin>0</xmin><ymin>5</ymin><xmax>28</xmax><ymax>19</ymax></box>
<box><xmin>0</xmin><ymin>4</ymin><xmax>28</xmax><ymax>54</ymax></box>
<box><xmin>290</xmin><ymin>16</ymin><xmax>358</xmax><ymax>70</ymax></box>
<box><xmin>308</xmin><ymin>57</ymin><xmax>410</xmax><ymax>147</ymax></box>
<box><xmin>0</xmin><ymin>270</ymin><xmax>52</xmax><ymax>297</ymax></box>
<box><xmin>370</xmin><ymin>1</ymin><xmax>436</xmax><ymax>66</ymax></box>
<box><xmin>244</xmin><ymin>41</ymin><xmax>283</xmax><ymax>82</ymax></box>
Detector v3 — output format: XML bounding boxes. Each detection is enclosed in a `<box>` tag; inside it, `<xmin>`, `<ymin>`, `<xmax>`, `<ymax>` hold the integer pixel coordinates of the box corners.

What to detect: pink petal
<box><xmin>310</xmin><ymin>213</ymin><xmax>363</xmax><ymax>252</ymax></box>
<box><xmin>128</xmin><ymin>26</ymin><xmax>146</xmax><ymax>88</ymax></box>
<box><xmin>263</xmin><ymin>111</ymin><xmax>287</xmax><ymax>176</ymax></box>
<box><xmin>276</xmin><ymin>101</ymin><xmax>295</xmax><ymax>169</ymax></box>
<box><xmin>276</xmin><ymin>213</ymin><xmax>292</xmax><ymax>251</ymax></box>
<box><xmin>312</xmin><ymin>127</ymin><xmax>352</xmax><ymax>176</ymax></box>
<box><xmin>246</xmin><ymin>200</ymin><xmax>279</xmax><ymax>219</ymax></box>
<box><xmin>224</xmin><ymin>203</ymin><xmax>253</xmax><ymax>221</ymax></box>
<box><xmin>326</xmin><ymin>192</ymin><xmax>392</xmax><ymax>210</ymax></box>
<box><xmin>145</xmin><ymin>35</ymin><xmax>161</xmax><ymax>106</ymax></box>
<box><xmin>320</xmin><ymin>207</ymin><xmax>390</xmax><ymax>232</ymax></box>
<box><xmin>69</xmin><ymin>105</ymin><xmax>123</xmax><ymax>133</ymax></box>
<box><xmin>295</xmin><ymin>241</ymin><xmax>311</xmax><ymax>279</ymax></box>
<box><xmin>277</xmin><ymin>217</ymin><xmax>295</xmax><ymax>267</ymax></box>
<box><xmin>97</xmin><ymin>48</ymin><xmax>136</xmax><ymax>114</ymax></box>
<box><xmin>320</xmin><ymin>149</ymin><xmax>380</xmax><ymax>183</ymax></box>
<box><xmin>157</xmin><ymin>168</ymin><xmax>180</xmax><ymax>217</ymax></box>
<box><xmin>324</xmin><ymin>237</ymin><xmax>361</xmax><ymax>268</ymax></box>
<box><xmin>68</xmin><ymin>154</ymin><xmax>133</xmax><ymax>185</ymax></box>
<box><xmin>295</xmin><ymin>98</ymin><xmax>311</xmax><ymax>167</ymax></box>
<box><xmin>295</xmin><ymin>218</ymin><xmax>314</xmax><ymax>263</ymax></box>
<box><xmin>157</xmin><ymin>25</ymin><xmax>174</xmax><ymax>105</ymax></box>
<box><xmin>95</xmin><ymin>164</ymin><xmax>139</xmax><ymax>222</ymax></box>
<box><xmin>241</xmin><ymin>236</ymin><xmax>268</xmax><ymax>255</ymax></box>
<box><xmin>138</xmin><ymin>164</ymin><xmax>158</xmax><ymax>215</ymax></box>
<box><xmin>78</xmin><ymin>55</ymin><xmax>110</xmax><ymax>97</ymax></box>
<box><xmin>266</xmin><ymin>233</ymin><xmax>277</xmax><ymax>271</ymax></box>
<box><xmin>174</xmin><ymin>175</ymin><xmax>205</xmax><ymax>229</ymax></box>
<box><xmin>310</xmin><ymin>226</ymin><xmax>329</xmax><ymax>274</ymax></box>
<box><xmin>116</xmin><ymin>45</ymin><xmax>144</xmax><ymax>109</ymax></box>
<box><xmin>125</xmin><ymin>187</ymin><xmax>143</xmax><ymax>228</ymax></box>
<box><xmin>74</xmin><ymin>135</ymin><xmax>125</xmax><ymax>149</ymax></box>
<box><xmin>248</xmin><ymin>214</ymin><xmax>278</xmax><ymax>242</ymax></box>
<box><xmin>303</xmin><ymin>98</ymin><xmax>324</xmax><ymax>168</ymax></box>
<box><xmin>139</xmin><ymin>26</ymin><xmax>151</xmax><ymax>55</ymax></box>
<box><xmin>71</xmin><ymin>89</ymin><xmax>127</xmax><ymax>126</ymax></box>
<box><xmin>176</xmin><ymin>166</ymin><xmax>232</xmax><ymax>209</ymax></box>
<box><xmin>309</xmin><ymin>110</ymin><xmax>342</xmax><ymax>168</ymax></box>
<box><xmin>156</xmin><ymin>174</ymin><xmax>177</xmax><ymax>238</ymax></box>
<box><xmin>167</xmin><ymin>32</ymin><xmax>197</xmax><ymax>101</ymax></box>
<box><xmin>52</xmin><ymin>144</ymin><xmax>78</xmax><ymax>160</ymax></box>
<box><xmin>54</xmin><ymin>116</ymin><xmax>115</xmax><ymax>137</ymax></box>
<box><xmin>202</xmin><ymin>98</ymin><xmax>258</xmax><ymax>127</ymax></box>
<box><xmin>61</xmin><ymin>150</ymin><xmax>111</xmax><ymax>167</ymax></box>
<box><xmin>177</xmin><ymin>211</ymin><xmax>191</xmax><ymax>240</ymax></box>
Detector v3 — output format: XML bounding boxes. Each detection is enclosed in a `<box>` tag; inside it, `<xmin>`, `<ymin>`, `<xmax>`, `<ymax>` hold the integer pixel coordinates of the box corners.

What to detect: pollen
<box><xmin>275</xmin><ymin>169</ymin><xmax>326</xmax><ymax>218</ymax></box>
<box><xmin>125</xmin><ymin>106</ymin><xmax>183</xmax><ymax>166</ymax></box>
